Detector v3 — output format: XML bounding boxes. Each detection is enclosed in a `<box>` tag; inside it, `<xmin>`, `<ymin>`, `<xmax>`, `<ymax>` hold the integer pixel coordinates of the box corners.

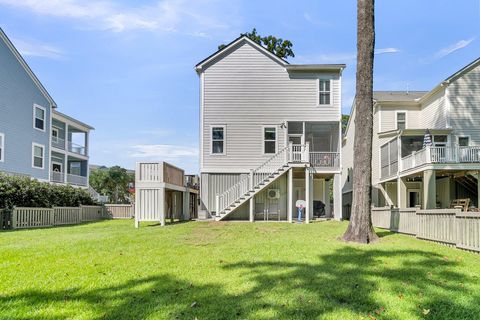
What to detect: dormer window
<box><xmin>319</xmin><ymin>79</ymin><xmax>331</xmax><ymax>105</ymax></box>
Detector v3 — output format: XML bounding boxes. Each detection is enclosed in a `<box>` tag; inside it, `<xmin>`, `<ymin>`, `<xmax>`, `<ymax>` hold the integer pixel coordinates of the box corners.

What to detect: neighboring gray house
<box><xmin>342</xmin><ymin>58</ymin><xmax>480</xmax><ymax>215</ymax></box>
<box><xmin>0</xmin><ymin>28</ymin><xmax>93</xmax><ymax>188</ymax></box>
<box><xmin>196</xmin><ymin>36</ymin><xmax>345</xmax><ymax>222</ymax></box>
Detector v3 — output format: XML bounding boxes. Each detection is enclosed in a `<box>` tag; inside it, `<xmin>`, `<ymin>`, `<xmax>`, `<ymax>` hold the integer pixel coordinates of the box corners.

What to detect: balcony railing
<box><xmin>51</xmin><ymin>137</ymin><xmax>65</xmax><ymax>150</ymax></box>
<box><xmin>401</xmin><ymin>146</ymin><xmax>480</xmax><ymax>172</ymax></box>
<box><xmin>50</xmin><ymin>171</ymin><xmax>65</xmax><ymax>183</ymax></box>
<box><xmin>290</xmin><ymin>143</ymin><xmax>340</xmax><ymax>170</ymax></box>
<box><xmin>68</xmin><ymin>142</ymin><xmax>86</xmax><ymax>156</ymax></box>
<box><xmin>67</xmin><ymin>174</ymin><xmax>88</xmax><ymax>186</ymax></box>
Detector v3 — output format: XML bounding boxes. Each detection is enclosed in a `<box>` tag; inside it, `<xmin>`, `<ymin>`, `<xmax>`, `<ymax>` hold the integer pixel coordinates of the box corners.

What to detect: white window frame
<box><xmin>210</xmin><ymin>125</ymin><xmax>226</xmax><ymax>156</ymax></box>
<box><xmin>0</xmin><ymin>132</ymin><xmax>4</xmax><ymax>162</ymax></box>
<box><xmin>33</xmin><ymin>104</ymin><xmax>46</xmax><ymax>132</ymax></box>
<box><xmin>262</xmin><ymin>126</ymin><xmax>277</xmax><ymax>155</ymax></box>
<box><xmin>52</xmin><ymin>127</ymin><xmax>59</xmax><ymax>142</ymax></box>
<box><xmin>395</xmin><ymin>111</ymin><xmax>407</xmax><ymax>130</ymax></box>
<box><xmin>458</xmin><ymin>135</ymin><xmax>470</xmax><ymax>147</ymax></box>
<box><xmin>317</xmin><ymin>79</ymin><xmax>332</xmax><ymax>106</ymax></box>
<box><xmin>32</xmin><ymin>142</ymin><xmax>45</xmax><ymax>169</ymax></box>
<box><xmin>51</xmin><ymin>161</ymin><xmax>63</xmax><ymax>173</ymax></box>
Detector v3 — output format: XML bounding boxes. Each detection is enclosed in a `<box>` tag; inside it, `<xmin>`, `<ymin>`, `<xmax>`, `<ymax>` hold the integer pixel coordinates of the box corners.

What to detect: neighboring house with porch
<box><xmin>196</xmin><ymin>36</ymin><xmax>345</xmax><ymax>222</ymax></box>
<box><xmin>342</xmin><ymin>57</ymin><xmax>480</xmax><ymax>214</ymax></box>
<box><xmin>0</xmin><ymin>28</ymin><xmax>93</xmax><ymax>188</ymax></box>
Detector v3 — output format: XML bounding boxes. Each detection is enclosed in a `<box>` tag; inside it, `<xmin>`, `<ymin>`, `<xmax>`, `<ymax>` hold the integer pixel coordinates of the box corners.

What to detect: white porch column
<box><xmin>423</xmin><ymin>169</ymin><xmax>436</xmax><ymax>209</ymax></box>
<box><xmin>333</xmin><ymin>173</ymin><xmax>342</xmax><ymax>220</ymax></box>
<box><xmin>305</xmin><ymin>168</ymin><xmax>312</xmax><ymax>224</ymax></box>
<box><xmin>160</xmin><ymin>187</ymin><xmax>166</xmax><ymax>226</ymax></box>
<box><xmin>288</xmin><ymin>168</ymin><xmax>293</xmax><ymax>223</ymax></box>
<box><xmin>249</xmin><ymin>197</ymin><xmax>254</xmax><ymax>222</ymax></box>
<box><xmin>324</xmin><ymin>179</ymin><xmax>331</xmax><ymax>217</ymax></box>
<box><xmin>183</xmin><ymin>189</ymin><xmax>190</xmax><ymax>220</ymax></box>
<box><xmin>397</xmin><ymin>177</ymin><xmax>407</xmax><ymax>209</ymax></box>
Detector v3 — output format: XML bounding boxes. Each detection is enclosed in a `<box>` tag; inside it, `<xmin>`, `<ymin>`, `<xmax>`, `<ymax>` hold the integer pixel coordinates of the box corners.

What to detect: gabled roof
<box><xmin>443</xmin><ymin>57</ymin><xmax>480</xmax><ymax>84</ymax></box>
<box><xmin>195</xmin><ymin>35</ymin><xmax>346</xmax><ymax>74</ymax></box>
<box><xmin>195</xmin><ymin>35</ymin><xmax>288</xmax><ymax>72</ymax></box>
<box><xmin>0</xmin><ymin>28</ymin><xmax>57</xmax><ymax>108</ymax></box>
<box><xmin>53</xmin><ymin>110</ymin><xmax>94</xmax><ymax>130</ymax></box>
<box><xmin>373</xmin><ymin>91</ymin><xmax>428</xmax><ymax>102</ymax></box>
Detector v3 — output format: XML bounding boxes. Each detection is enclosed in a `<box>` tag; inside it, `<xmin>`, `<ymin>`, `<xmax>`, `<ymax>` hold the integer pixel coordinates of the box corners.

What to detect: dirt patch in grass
<box><xmin>182</xmin><ymin>222</ymin><xmax>230</xmax><ymax>246</ymax></box>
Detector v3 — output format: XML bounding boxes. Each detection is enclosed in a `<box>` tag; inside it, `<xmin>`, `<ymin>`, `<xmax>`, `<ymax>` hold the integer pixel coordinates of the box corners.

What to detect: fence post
<box><xmin>80</xmin><ymin>205</ymin><xmax>84</xmax><ymax>222</ymax></box>
<box><xmin>11</xmin><ymin>207</ymin><xmax>16</xmax><ymax>229</ymax></box>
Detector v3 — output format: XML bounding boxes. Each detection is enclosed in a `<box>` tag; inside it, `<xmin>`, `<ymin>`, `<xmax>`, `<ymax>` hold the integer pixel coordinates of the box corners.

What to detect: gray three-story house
<box><xmin>196</xmin><ymin>36</ymin><xmax>345</xmax><ymax>222</ymax></box>
<box><xmin>0</xmin><ymin>28</ymin><xmax>93</xmax><ymax>188</ymax></box>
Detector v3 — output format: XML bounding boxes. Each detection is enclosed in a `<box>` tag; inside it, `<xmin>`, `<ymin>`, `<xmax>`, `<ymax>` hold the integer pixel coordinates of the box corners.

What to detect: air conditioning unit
<box><xmin>267</xmin><ymin>189</ymin><xmax>280</xmax><ymax>199</ymax></box>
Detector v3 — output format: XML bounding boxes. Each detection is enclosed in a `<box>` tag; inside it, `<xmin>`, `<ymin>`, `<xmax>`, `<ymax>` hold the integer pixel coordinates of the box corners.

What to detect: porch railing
<box><xmin>309</xmin><ymin>152</ymin><xmax>340</xmax><ymax>169</ymax></box>
<box><xmin>68</xmin><ymin>142</ymin><xmax>86</xmax><ymax>156</ymax></box>
<box><xmin>67</xmin><ymin>174</ymin><xmax>88</xmax><ymax>186</ymax></box>
<box><xmin>50</xmin><ymin>171</ymin><xmax>65</xmax><ymax>183</ymax></box>
<box><xmin>401</xmin><ymin>146</ymin><xmax>480</xmax><ymax>172</ymax></box>
<box><xmin>51</xmin><ymin>137</ymin><xmax>65</xmax><ymax>150</ymax></box>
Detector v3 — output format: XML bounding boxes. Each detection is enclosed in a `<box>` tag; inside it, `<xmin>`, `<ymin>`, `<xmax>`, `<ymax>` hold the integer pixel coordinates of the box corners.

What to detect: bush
<box><xmin>0</xmin><ymin>174</ymin><xmax>96</xmax><ymax>209</ymax></box>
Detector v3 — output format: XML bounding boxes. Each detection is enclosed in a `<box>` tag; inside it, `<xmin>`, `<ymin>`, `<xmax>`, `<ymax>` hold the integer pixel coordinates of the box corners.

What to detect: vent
<box><xmin>267</xmin><ymin>189</ymin><xmax>280</xmax><ymax>199</ymax></box>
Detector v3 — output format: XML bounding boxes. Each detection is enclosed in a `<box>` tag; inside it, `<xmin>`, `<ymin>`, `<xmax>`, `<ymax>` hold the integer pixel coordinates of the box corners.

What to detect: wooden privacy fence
<box><xmin>3</xmin><ymin>205</ymin><xmax>106</xmax><ymax>230</ymax></box>
<box><xmin>104</xmin><ymin>204</ymin><xmax>134</xmax><ymax>219</ymax></box>
<box><xmin>371</xmin><ymin>207</ymin><xmax>480</xmax><ymax>253</ymax></box>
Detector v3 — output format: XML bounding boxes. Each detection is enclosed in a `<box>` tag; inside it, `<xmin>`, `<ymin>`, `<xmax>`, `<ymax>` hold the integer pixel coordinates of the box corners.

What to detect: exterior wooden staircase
<box><xmin>215</xmin><ymin>144</ymin><xmax>309</xmax><ymax>221</ymax></box>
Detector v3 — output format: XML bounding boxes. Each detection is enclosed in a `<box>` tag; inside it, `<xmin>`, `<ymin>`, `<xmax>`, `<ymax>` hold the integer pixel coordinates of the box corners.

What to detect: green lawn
<box><xmin>1</xmin><ymin>220</ymin><xmax>479</xmax><ymax>320</ymax></box>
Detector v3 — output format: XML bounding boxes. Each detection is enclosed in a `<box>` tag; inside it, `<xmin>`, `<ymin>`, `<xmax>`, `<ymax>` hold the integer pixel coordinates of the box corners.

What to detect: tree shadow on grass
<box><xmin>1</xmin><ymin>248</ymin><xmax>479</xmax><ymax>319</ymax></box>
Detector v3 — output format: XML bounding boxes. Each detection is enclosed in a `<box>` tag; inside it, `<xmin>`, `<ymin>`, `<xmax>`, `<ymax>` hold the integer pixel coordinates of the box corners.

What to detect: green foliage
<box><xmin>342</xmin><ymin>114</ymin><xmax>350</xmax><ymax>134</ymax></box>
<box><xmin>89</xmin><ymin>166</ymin><xmax>134</xmax><ymax>204</ymax></box>
<box><xmin>218</xmin><ymin>28</ymin><xmax>295</xmax><ymax>59</ymax></box>
<box><xmin>0</xmin><ymin>174</ymin><xmax>95</xmax><ymax>209</ymax></box>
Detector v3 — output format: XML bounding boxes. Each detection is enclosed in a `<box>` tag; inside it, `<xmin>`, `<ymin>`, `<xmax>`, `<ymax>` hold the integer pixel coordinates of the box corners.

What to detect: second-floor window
<box><xmin>34</xmin><ymin>105</ymin><xmax>46</xmax><ymax>131</ymax></box>
<box><xmin>264</xmin><ymin>127</ymin><xmax>277</xmax><ymax>154</ymax></box>
<box><xmin>32</xmin><ymin>143</ymin><xmax>44</xmax><ymax>169</ymax></box>
<box><xmin>52</xmin><ymin>128</ymin><xmax>59</xmax><ymax>142</ymax></box>
<box><xmin>211</xmin><ymin>126</ymin><xmax>225</xmax><ymax>154</ymax></box>
<box><xmin>319</xmin><ymin>79</ymin><xmax>331</xmax><ymax>105</ymax></box>
<box><xmin>0</xmin><ymin>133</ymin><xmax>4</xmax><ymax>162</ymax></box>
<box><xmin>459</xmin><ymin>136</ymin><xmax>470</xmax><ymax>146</ymax></box>
<box><xmin>396</xmin><ymin>112</ymin><xmax>406</xmax><ymax>130</ymax></box>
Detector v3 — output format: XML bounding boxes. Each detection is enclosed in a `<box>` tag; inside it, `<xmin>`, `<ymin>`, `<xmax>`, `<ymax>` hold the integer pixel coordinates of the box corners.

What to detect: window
<box><xmin>0</xmin><ymin>133</ymin><xmax>4</xmax><ymax>162</ymax></box>
<box><xmin>70</xmin><ymin>162</ymin><xmax>81</xmax><ymax>175</ymax></box>
<box><xmin>433</xmin><ymin>135</ymin><xmax>447</xmax><ymax>146</ymax></box>
<box><xmin>396</xmin><ymin>112</ymin><xmax>406</xmax><ymax>130</ymax></box>
<box><xmin>318</xmin><ymin>79</ymin><xmax>331</xmax><ymax>105</ymax></box>
<box><xmin>459</xmin><ymin>136</ymin><xmax>470</xmax><ymax>147</ymax></box>
<box><xmin>264</xmin><ymin>127</ymin><xmax>277</xmax><ymax>154</ymax></box>
<box><xmin>211</xmin><ymin>126</ymin><xmax>225</xmax><ymax>154</ymax></box>
<box><xmin>32</xmin><ymin>143</ymin><xmax>44</xmax><ymax>169</ymax></box>
<box><xmin>52</xmin><ymin>128</ymin><xmax>59</xmax><ymax>142</ymax></box>
<box><xmin>33</xmin><ymin>105</ymin><xmax>46</xmax><ymax>131</ymax></box>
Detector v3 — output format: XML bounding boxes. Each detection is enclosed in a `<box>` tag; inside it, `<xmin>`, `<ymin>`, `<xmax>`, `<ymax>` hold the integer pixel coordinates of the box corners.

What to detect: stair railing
<box><xmin>216</xmin><ymin>145</ymin><xmax>290</xmax><ymax>216</ymax></box>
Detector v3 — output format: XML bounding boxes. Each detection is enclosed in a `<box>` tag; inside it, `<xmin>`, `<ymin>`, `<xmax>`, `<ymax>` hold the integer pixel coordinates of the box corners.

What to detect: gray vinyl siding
<box><xmin>379</xmin><ymin>105</ymin><xmax>421</xmax><ymax>132</ymax></box>
<box><xmin>200</xmin><ymin>173</ymin><xmax>248</xmax><ymax>213</ymax></box>
<box><xmin>0</xmin><ymin>37</ymin><xmax>51</xmax><ymax>180</ymax></box>
<box><xmin>201</xmin><ymin>40</ymin><xmax>341</xmax><ymax>171</ymax></box>
<box><xmin>449</xmin><ymin>64</ymin><xmax>480</xmax><ymax>145</ymax></box>
<box><xmin>420</xmin><ymin>88</ymin><xmax>446</xmax><ymax>128</ymax></box>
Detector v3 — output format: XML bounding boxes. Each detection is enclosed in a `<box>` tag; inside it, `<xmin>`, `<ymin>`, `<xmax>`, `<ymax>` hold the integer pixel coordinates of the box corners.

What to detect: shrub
<box><xmin>0</xmin><ymin>174</ymin><xmax>96</xmax><ymax>209</ymax></box>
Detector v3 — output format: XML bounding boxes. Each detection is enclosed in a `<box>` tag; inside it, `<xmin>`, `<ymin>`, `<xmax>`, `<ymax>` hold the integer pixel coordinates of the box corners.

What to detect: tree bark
<box><xmin>342</xmin><ymin>0</ymin><xmax>378</xmax><ymax>243</ymax></box>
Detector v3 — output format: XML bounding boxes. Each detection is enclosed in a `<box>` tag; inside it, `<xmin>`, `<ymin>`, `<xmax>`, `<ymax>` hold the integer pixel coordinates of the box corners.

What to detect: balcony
<box><xmin>290</xmin><ymin>143</ymin><xmax>340</xmax><ymax>170</ymax></box>
<box><xmin>68</xmin><ymin>141</ymin><xmax>86</xmax><ymax>156</ymax></box>
<box><xmin>51</xmin><ymin>137</ymin><xmax>65</xmax><ymax>150</ymax></box>
<box><xmin>50</xmin><ymin>171</ymin><xmax>65</xmax><ymax>183</ymax></box>
<box><xmin>67</xmin><ymin>174</ymin><xmax>88</xmax><ymax>186</ymax></box>
<box><xmin>401</xmin><ymin>146</ymin><xmax>480</xmax><ymax>172</ymax></box>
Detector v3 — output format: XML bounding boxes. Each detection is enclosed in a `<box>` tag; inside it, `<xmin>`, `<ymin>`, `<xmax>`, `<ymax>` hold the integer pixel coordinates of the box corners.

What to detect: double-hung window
<box><xmin>211</xmin><ymin>126</ymin><xmax>225</xmax><ymax>154</ymax></box>
<box><xmin>319</xmin><ymin>79</ymin><xmax>331</xmax><ymax>105</ymax></box>
<box><xmin>264</xmin><ymin>127</ymin><xmax>276</xmax><ymax>154</ymax></box>
<box><xmin>396</xmin><ymin>112</ymin><xmax>406</xmax><ymax>130</ymax></box>
<box><xmin>32</xmin><ymin>143</ymin><xmax>44</xmax><ymax>169</ymax></box>
<box><xmin>0</xmin><ymin>133</ymin><xmax>4</xmax><ymax>162</ymax></box>
<box><xmin>33</xmin><ymin>105</ymin><xmax>46</xmax><ymax>131</ymax></box>
<box><xmin>459</xmin><ymin>136</ymin><xmax>470</xmax><ymax>147</ymax></box>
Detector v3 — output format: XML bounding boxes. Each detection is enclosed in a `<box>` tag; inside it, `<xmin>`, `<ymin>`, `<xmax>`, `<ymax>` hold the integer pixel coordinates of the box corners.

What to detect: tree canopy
<box><xmin>89</xmin><ymin>166</ymin><xmax>134</xmax><ymax>204</ymax></box>
<box><xmin>218</xmin><ymin>28</ymin><xmax>295</xmax><ymax>59</ymax></box>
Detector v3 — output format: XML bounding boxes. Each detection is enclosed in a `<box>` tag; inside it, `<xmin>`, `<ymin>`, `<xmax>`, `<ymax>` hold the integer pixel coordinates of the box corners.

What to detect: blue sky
<box><xmin>1</xmin><ymin>0</ymin><xmax>479</xmax><ymax>173</ymax></box>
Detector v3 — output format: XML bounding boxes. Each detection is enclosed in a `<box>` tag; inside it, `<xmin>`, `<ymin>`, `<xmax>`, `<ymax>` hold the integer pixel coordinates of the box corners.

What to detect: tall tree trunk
<box><xmin>342</xmin><ymin>0</ymin><xmax>378</xmax><ymax>243</ymax></box>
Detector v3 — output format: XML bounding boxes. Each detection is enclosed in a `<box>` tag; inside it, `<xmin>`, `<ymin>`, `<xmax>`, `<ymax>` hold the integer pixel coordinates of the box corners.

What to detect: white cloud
<box><xmin>11</xmin><ymin>37</ymin><xmax>65</xmax><ymax>59</ymax></box>
<box><xmin>375</xmin><ymin>48</ymin><xmax>400</xmax><ymax>55</ymax></box>
<box><xmin>130</xmin><ymin>144</ymin><xmax>198</xmax><ymax>159</ymax></box>
<box><xmin>0</xmin><ymin>0</ymin><xmax>237</xmax><ymax>35</ymax></box>
<box><xmin>434</xmin><ymin>38</ymin><xmax>475</xmax><ymax>59</ymax></box>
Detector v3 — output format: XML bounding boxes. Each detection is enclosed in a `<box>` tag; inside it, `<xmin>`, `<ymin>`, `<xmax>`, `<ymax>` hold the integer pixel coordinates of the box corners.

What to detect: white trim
<box><xmin>51</xmin><ymin>160</ymin><xmax>63</xmax><ymax>172</ymax></box>
<box><xmin>262</xmin><ymin>125</ymin><xmax>277</xmax><ymax>155</ymax></box>
<box><xmin>457</xmin><ymin>135</ymin><xmax>471</xmax><ymax>147</ymax></box>
<box><xmin>201</xmin><ymin>168</ymin><xmax>250</xmax><ymax>174</ymax></box>
<box><xmin>395</xmin><ymin>110</ymin><xmax>407</xmax><ymax>130</ymax></box>
<box><xmin>0</xmin><ymin>132</ymin><xmax>4</xmax><ymax>162</ymax></box>
<box><xmin>210</xmin><ymin>125</ymin><xmax>226</xmax><ymax>156</ymax></box>
<box><xmin>33</xmin><ymin>104</ymin><xmax>46</xmax><ymax>132</ymax></box>
<box><xmin>32</xmin><ymin>142</ymin><xmax>45</xmax><ymax>169</ymax></box>
<box><xmin>317</xmin><ymin>78</ymin><xmax>332</xmax><ymax>106</ymax></box>
<box><xmin>200</xmin><ymin>72</ymin><xmax>205</xmax><ymax>169</ymax></box>
<box><xmin>378</xmin><ymin>105</ymin><xmax>382</xmax><ymax>132</ymax></box>
<box><xmin>52</xmin><ymin>127</ymin><xmax>59</xmax><ymax>142</ymax></box>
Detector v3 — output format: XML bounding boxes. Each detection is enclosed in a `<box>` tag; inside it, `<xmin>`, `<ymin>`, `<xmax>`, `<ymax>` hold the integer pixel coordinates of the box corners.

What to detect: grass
<box><xmin>1</xmin><ymin>220</ymin><xmax>480</xmax><ymax>320</ymax></box>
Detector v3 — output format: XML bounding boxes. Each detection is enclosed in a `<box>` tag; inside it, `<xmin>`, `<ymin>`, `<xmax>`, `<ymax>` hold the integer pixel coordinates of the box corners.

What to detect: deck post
<box><xmin>249</xmin><ymin>169</ymin><xmax>254</xmax><ymax>190</ymax></box>
<box><xmin>423</xmin><ymin>169</ymin><xmax>436</xmax><ymax>209</ymax></box>
<box><xmin>324</xmin><ymin>179</ymin><xmax>331</xmax><ymax>217</ymax></box>
<box><xmin>215</xmin><ymin>195</ymin><xmax>220</xmax><ymax>217</ymax></box>
<box><xmin>159</xmin><ymin>187</ymin><xmax>166</xmax><ymax>226</ymax></box>
<box><xmin>333</xmin><ymin>173</ymin><xmax>342</xmax><ymax>220</ymax></box>
<box><xmin>397</xmin><ymin>177</ymin><xmax>407</xmax><ymax>208</ymax></box>
<box><xmin>288</xmin><ymin>168</ymin><xmax>293</xmax><ymax>223</ymax></box>
<box><xmin>249</xmin><ymin>197</ymin><xmax>254</xmax><ymax>222</ymax></box>
<box><xmin>288</xmin><ymin>142</ymin><xmax>293</xmax><ymax>163</ymax></box>
<box><xmin>304</xmin><ymin>142</ymin><xmax>310</xmax><ymax>163</ymax></box>
<box><xmin>183</xmin><ymin>189</ymin><xmax>190</xmax><ymax>220</ymax></box>
<box><xmin>305</xmin><ymin>168</ymin><xmax>311</xmax><ymax>224</ymax></box>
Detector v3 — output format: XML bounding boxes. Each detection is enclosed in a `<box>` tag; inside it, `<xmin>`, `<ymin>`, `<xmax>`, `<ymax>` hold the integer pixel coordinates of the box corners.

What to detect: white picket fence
<box><xmin>104</xmin><ymin>204</ymin><xmax>134</xmax><ymax>219</ymax></box>
<box><xmin>6</xmin><ymin>205</ymin><xmax>106</xmax><ymax>229</ymax></box>
<box><xmin>372</xmin><ymin>207</ymin><xmax>480</xmax><ymax>253</ymax></box>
